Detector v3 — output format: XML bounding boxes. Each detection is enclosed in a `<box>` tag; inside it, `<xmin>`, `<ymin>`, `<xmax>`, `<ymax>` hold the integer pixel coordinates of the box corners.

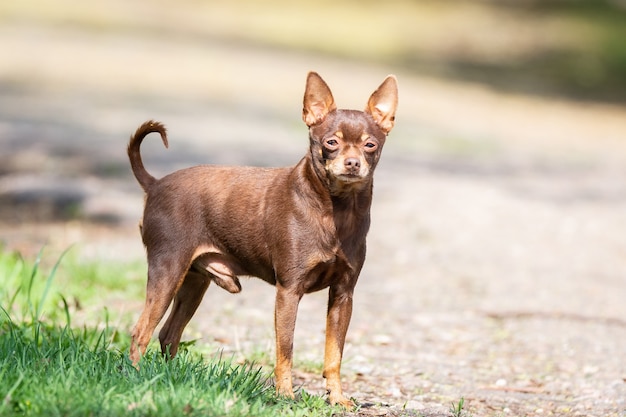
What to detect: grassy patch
<box><xmin>0</xmin><ymin>319</ymin><xmax>289</xmax><ymax>416</ymax></box>
<box><xmin>0</xmin><ymin>246</ymin><xmax>145</xmax><ymax>326</ymax></box>
<box><xmin>449</xmin><ymin>397</ymin><xmax>471</xmax><ymax>417</ymax></box>
<box><xmin>0</xmin><ymin>248</ymin><xmax>341</xmax><ymax>416</ymax></box>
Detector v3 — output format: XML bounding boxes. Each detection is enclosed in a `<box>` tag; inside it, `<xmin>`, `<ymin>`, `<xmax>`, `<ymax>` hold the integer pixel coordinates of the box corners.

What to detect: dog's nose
<box><xmin>344</xmin><ymin>158</ymin><xmax>361</xmax><ymax>171</ymax></box>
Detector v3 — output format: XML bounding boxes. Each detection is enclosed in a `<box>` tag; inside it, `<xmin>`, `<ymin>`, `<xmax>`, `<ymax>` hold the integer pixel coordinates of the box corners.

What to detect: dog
<box><xmin>127</xmin><ymin>72</ymin><xmax>397</xmax><ymax>407</ymax></box>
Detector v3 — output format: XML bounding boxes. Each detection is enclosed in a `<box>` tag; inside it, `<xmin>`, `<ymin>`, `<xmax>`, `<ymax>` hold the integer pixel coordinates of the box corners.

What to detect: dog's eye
<box><xmin>325</xmin><ymin>139</ymin><xmax>339</xmax><ymax>149</ymax></box>
<box><xmin>364</xmin><ymin>141</ymin><xmax>378</xmax><ymax>151</ymax></box>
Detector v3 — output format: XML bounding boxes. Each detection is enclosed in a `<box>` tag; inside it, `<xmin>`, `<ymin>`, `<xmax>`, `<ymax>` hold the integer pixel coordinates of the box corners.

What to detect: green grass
<box><xmin>449</xmin><ymin>397</ymin><xmax>471</xmax><ymax>417</ymax></box>
<box><xmin>0</xmin><ymin>247</ymin><xmax>144</xmax><ymax>323</ymax></box>
<box><xmin>0</xmin><ymin>247</ymin><xmax>341</xmax><ymax>417</ymax></box>
<box><xmin>1</xmin><ymin>322</ymin><xmax>270</xmax><ymax>416</ymax></box>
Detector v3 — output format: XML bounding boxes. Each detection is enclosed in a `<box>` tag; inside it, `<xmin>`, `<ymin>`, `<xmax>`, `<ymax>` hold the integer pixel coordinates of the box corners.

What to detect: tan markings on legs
<box><xmin>274</xmin><ymin>285</ymin><xmax>302</xmax><ymax>398</ymax></box>
<box><xmin>323</xmin><ymin>287</ymin><xmax>355</xmax><ymax>408</ymax></box>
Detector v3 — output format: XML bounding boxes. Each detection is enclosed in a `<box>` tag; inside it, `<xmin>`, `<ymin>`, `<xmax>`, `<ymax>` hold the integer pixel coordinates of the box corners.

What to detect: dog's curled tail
<box><xmin>127</xmin><ymin>120</ymin><xmax>169</xmax><ymax>192</ymax></box>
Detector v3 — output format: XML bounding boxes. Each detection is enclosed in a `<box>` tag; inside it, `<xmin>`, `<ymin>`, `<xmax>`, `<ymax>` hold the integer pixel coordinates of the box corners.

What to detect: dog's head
<box><xmin>303</xmin><ymin>72</ymin><xmax>398</xmax><ymax>195</ymax></box>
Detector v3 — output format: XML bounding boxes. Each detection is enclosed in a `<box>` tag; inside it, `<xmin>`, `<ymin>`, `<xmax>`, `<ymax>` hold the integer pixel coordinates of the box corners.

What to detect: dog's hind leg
<box><xmin>158</xmin><ymin>270</ymin><xmax>210</xmax><ymax>357</ymax></box>
<box><xmin>130</xmin><ymin>253</ymin><xmax>191</xmax><ymax>365</ymax></box>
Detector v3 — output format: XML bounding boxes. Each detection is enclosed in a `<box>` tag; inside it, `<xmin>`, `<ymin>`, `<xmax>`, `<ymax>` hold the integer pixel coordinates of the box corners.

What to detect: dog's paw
<box><xmin>328</xmin><ymin>392</ymin><xmax>356</xmax><ymax>409</ymax></box>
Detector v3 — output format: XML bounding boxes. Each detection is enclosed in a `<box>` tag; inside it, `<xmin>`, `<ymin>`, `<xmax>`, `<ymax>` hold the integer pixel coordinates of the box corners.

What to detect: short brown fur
<box><xmin>127</xmin><ymin>72</ymin><xmax>398</xmax><ymax>408</ymax></box>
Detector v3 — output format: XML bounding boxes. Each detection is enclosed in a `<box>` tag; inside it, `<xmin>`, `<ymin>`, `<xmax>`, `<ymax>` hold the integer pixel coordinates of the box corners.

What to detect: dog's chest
<box><xmin>300</xmin><ymin>249</ymin><xmax>353</xmax><ymax>294</ymax></box>
<box><xmin>298</xmin><ymin>221</ymin><xmax>367</xmax><ymax>294</ymax></box>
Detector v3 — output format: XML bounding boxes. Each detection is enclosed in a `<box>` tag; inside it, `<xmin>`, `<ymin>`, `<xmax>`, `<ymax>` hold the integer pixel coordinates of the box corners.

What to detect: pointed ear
<box><xmin>302</xmin><ymin>72</ymin><xmax>337</xmax><ymax>127</ymax></box>
<box><xmin>366</xmin><ymin>75</ymin><xmax>398</xmax><ymax>135</ymax></box>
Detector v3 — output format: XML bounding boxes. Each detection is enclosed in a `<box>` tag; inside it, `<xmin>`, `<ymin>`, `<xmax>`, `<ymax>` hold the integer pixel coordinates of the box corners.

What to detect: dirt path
<box><xmin>1</xmin><ymin>21</ymin><xmax>626</xmax><ymax>416</ymax></box>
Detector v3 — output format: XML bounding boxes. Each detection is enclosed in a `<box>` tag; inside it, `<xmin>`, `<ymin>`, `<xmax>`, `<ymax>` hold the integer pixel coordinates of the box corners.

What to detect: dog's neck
<box><xmin>290</xmin><ymin>153</ymin><xmax>371</xmax><ymax>266</ymax></box>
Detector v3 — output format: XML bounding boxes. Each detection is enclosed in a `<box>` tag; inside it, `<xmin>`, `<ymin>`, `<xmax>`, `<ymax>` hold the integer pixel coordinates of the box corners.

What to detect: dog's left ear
<box><xmin>366</xmin><ymin>75</ymin><xmax>398</xmax><ymax>135</ymax></box>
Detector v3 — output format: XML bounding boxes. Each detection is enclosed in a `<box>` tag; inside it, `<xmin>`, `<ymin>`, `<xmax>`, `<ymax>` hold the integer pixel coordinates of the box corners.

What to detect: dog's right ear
<box><xmin>303</xmin><ymin>72</ymin><xmax>337</xmax><ymax>127</ymax></box>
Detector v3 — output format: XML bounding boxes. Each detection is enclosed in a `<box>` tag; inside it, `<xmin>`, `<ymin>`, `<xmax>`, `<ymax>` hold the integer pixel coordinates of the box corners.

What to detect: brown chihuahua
<box><xmin>127</xmin><ymin>72</ymin><xmax>398</xmax><ymax>407</ymax></box>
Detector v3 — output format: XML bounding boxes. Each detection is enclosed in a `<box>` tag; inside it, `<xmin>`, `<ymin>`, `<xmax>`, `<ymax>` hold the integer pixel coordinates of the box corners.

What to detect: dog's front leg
<box><xmin>323</xmin><ymin>284</ymin><xmax>355</xmax><ymax>408</ymax></box>
<box><xmin>274</xmin><ymin>285</ymin><xmax>302</xmax><ymax>399</ymax></box>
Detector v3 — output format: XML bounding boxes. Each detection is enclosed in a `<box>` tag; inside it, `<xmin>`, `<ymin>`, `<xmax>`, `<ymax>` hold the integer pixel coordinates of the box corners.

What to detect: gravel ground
<box><xmin>2</xmin><ymin>21</ymin><xmax>626</xmax><ymax>417</ymax></box>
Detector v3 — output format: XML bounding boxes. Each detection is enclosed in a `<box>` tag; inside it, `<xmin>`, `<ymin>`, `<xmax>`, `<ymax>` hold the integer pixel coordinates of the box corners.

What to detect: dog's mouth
<box><xmin>325</xmin><ymin>159</ymin><xmax>370</xmax><ymax>184</ymax></box>
<box><xmin>334</xmin><ymin>173</ymin><xmax>366</xmax><ymax>183</ymax></box>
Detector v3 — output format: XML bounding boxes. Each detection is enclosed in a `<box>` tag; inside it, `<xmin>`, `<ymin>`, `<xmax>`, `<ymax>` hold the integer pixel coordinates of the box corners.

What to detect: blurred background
<box><xmin>1</xmin><ymin>1</ymin><xmax>626</xmax><ymax>414</ymax></box>
<box><xmin>1</xmin><ymin>0</ymin><xmax>625</xmax><ymax>241</ymax></box>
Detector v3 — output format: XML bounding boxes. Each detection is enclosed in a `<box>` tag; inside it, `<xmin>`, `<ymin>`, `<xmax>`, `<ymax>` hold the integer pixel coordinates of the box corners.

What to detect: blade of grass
<box><xmin>3</xmin><ymin>251</ymin><xmax>25</xmax><ymax>316</ymax></box>
<box><xmin>0</xmin><ymin>371</ymin><xmax>24</xmax><ymax>413</ymax></box>
<box><xmin>59</xmin><ymin>295</ymin><xmax>71</xmax><ymax>328</ymax></box>
<box><xmin>26</xmin><ymin>248</ymin><xmax>44</xmax><ymax>320</ymax></box>
<box><xmin>36</xmin><ymin>246</ymin><xmax>72</xmax><ymax>322</ymax></box>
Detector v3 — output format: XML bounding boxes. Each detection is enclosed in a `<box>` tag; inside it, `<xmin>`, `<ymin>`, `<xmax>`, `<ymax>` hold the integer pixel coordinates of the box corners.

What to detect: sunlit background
<box><xmin>1</xmin><ymin>0</ymin><xmax>625</xmax><ymax>232</ymax></box>
<box><xmin>1</xmin><ymin>1</ymin><xmax>626</xmax><ymax>415</ymax></box>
